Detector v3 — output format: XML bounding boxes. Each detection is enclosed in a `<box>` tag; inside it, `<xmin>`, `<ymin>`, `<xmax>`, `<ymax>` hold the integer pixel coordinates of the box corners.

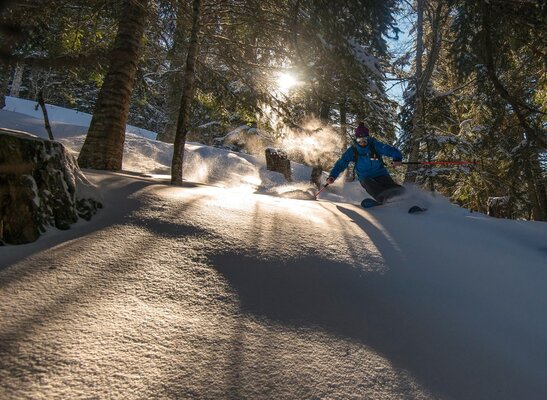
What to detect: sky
<box><xmin>385</xmin><ymin>2</ymin><xmax>414</xmax><ymax>105</ymax></box>
<box><xmin>1</xmin><ymin>98</ymin><xmax>546</xmax><ymax>399</ymax></box>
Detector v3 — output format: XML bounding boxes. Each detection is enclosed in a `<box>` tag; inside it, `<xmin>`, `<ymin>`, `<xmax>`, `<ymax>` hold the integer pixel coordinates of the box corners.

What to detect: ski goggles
<box><xmin>356</xmin><ymin>136</ymin><xmax>368</xmax><ymax>144</ymax></box>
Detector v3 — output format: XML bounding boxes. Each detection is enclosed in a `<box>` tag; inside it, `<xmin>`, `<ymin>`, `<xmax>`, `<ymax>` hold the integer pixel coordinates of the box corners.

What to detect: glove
<box><xmin>326</xmin><ymin>176</ymin><xmax>335</xmax><ymax>185</ymax></box>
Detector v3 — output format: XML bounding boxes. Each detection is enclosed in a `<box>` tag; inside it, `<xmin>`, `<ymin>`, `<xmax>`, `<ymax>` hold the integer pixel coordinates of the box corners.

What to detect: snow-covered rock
<box><xmin>487</xmin><ymin>196</ymin><xmax>512</xmax><ymax>219</ymax></box>
<box><xmin>0</xmin><ymin>129</ymin><xmax>101</xmax><ymax>244</ymax></box>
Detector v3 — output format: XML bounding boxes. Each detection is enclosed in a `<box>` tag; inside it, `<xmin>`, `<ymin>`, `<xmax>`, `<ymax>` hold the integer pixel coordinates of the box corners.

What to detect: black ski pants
<box><xmin>360</xmin><ymin>175</ymin><xmax>405</xmax><ymax>204</ymax></box>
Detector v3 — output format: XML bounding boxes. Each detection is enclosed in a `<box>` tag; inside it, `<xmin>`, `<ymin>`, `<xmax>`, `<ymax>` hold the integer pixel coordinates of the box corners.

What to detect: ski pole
<box><xmin>401</xmin><ymin>161</ymin><xmax>478</xmax><ymax>165</ymax></box>
<box><xmin>315</xmin><ymin>183</ymin><xmax>329</xmax><ymax>198</ymax></box>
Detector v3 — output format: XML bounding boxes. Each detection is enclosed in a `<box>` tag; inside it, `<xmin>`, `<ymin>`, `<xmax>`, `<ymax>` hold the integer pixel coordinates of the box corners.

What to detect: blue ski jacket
<box><xmin>329</xmin><ymin>138</ymin><xmax>403</xmax><ymax>181</ymax></box>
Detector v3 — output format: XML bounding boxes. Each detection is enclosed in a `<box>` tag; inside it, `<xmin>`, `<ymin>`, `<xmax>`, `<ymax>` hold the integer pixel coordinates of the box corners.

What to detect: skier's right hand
<box><xmin>326</xmin><ymin>176</ymin><xmax>335</xmax><ymax>185</ymax></box>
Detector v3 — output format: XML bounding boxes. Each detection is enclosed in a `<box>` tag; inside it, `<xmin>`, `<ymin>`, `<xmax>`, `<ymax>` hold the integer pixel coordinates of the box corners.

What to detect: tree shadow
<box><xmin>0</xmin><ymin>171</ymin><xmax>211</xmax><ymax>271</ymax></box>
<box><xmin>211</xmin><ymin>250</ymin><xmax>545</xmax><ymax>400</ymax></box>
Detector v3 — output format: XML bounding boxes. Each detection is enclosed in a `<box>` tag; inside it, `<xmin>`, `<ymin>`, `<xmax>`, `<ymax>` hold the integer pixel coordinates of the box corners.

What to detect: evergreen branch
<box><xmin>480</xmin><ymin>2</ymin><xmax>547</xmax><ymax>148</ymax></box>
<box><xmin>430</xmin><ymin>77</ymin><xmax>477</xmax><ymax>99</ymax></box>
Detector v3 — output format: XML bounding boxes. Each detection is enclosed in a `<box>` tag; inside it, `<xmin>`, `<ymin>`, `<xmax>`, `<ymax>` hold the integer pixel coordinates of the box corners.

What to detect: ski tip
<box><xmin>408</xmin><ymin>205</ymin><xmax>427</xmax><ymax>213</ymax></box>
<box><xmin>361</xmin><ymin>198</ymin><xmax>381</xmax><ymax>208</ymax></box>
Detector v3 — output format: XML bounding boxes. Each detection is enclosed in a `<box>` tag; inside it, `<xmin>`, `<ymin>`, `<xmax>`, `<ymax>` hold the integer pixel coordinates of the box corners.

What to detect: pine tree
<box><xmin>0</xmin><ymin>0</ymin><xmax>117</xmax><ymax>112</ymax></box>
<box><xmin>78</xmin><ymin>0</ymin><xmax>149</xmax><ymax>170</ymax></box>
<box><xmin>171</xmin><ymin>0</ymin><xmax>202</xmax><ymax>186</ymax></box>
<box><xmin>155</xmin><ymin>0</ymin><xmax>188</xmax><ymax>143</ymax></box>
<box><xmin>447</xmin><ymin>0</ymin><xmax>546</xmax><ymax>220</ymax></box>
<box><xmin>398</xmin><ymin>0</ymin><xmax>448</xmax><ymax>186</ymax></box>
<box><xmin>291</xmin><ymin>0</ymin><xmax>399</xmax><ymax>138</ymax></box>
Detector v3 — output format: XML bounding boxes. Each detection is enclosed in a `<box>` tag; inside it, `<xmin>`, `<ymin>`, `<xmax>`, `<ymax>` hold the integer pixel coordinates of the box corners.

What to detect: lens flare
<box><xmin>277</xmin><ymin>72</ymin><xmax>297</xmax><ymax>92</ymax></box>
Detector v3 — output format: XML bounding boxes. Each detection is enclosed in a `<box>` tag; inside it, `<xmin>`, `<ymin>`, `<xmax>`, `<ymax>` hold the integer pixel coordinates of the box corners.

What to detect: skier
<box><xmin>326</xmin><ymin>122</ymin><xmax>405</xmax><ymax>208</ymax></box>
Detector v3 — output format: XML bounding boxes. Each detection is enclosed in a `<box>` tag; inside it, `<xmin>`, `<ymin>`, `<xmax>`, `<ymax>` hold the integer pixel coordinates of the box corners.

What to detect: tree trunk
<box><xmin>0</xmin><ymin>64</ymin><xmax>11</xmax><ymax>109</ymax></box>
<box><xmin>530</xmin><ymin>157</ymin><xmax>547</xmax><ymax>220</ymax></box>
<box><xmin>405</xmin><ymin>0</ymin><xmax>445</xmax><ymax>185</ymax></box>
<box><xmin>339</xmin><ymin>100</ymin><xmax>348</xmax><ymax>148</ymax></box>
<box><xmin>9</xmin><ymin>63</ymin><xmax>24</xmax><ymax>97</ymax></box>
<box><xmin>340</xmin><ymin>100</ymin><xmax>354</xmax><ymax>181</ymax></box>
<box><xmin>522</xmin><ymin>150</ymin><xmax>547</xmax><ymax>221</ymax></box>
<box><xmin>77</xmin><ymin>0</ymin><xmax>148</xmax><ymax>170</ymax></box>
<box><xmin>156</xmin><ymin>1</ymin><xmax>186</xmax><ymax>144</ymax></box>
<box><xmin>37</xmin><ymin>90</ymin><xmax>54</xmax><ymax>141</ymax></box>
<box><xmin>522</xmin><ymin>162</ymin><xmax>542</xmax><ymax>221</ymax></box>
<box><xmin>171</xmin><ymin>0</ymin><xmax>202</xmax><ymax>186</ymax></box>
<box><xmin>319</xmin><ymin>100</ymin><xmax>330</xmax><ymax>124</ymax></box>
<box><xmin>405</xmin><ymin>0</ymin><xmax>425</xmax><ymax>184</ymax></box>
<box><xmin>426</xmin><ymin>138</ymin><xmax>435</xmax><ymax>191</ymax></box>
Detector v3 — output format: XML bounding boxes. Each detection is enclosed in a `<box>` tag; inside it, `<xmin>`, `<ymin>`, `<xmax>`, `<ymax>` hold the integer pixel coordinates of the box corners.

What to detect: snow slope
<box><xmin>1</xmin><ymin>101</ymin><xmax>546</xmax><ymax>399</ymax></box>
<box><xmin>3</xmin><ymin>96</ymin><xmax>157</xmax><ymax>139</ymax></box>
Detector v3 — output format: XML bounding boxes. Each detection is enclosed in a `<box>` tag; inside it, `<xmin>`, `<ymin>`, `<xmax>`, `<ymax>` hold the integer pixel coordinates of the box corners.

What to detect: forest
<box><xmin>0</xmin><ymin>0</ymin><xmax>545</xmax><ymax>220</ymax></box>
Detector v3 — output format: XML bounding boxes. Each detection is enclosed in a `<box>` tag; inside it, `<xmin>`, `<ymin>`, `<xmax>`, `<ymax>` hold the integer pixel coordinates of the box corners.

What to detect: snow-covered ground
<box><xmin>3</xmin><ymin>96</ymin><xmax>157</xmax><ymax>139</ymax></box>
<box><xmin>1</xmin><ymin>99</ymin><xmax>546</xmax><ymax>399</ymax></box>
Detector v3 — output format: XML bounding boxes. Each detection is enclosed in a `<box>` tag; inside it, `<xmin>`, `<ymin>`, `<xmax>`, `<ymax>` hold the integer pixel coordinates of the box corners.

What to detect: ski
<box><xmin>361</xmin><ymin>199</ymin><xmax>427</xmax><ymax>213</ymax></box>
<box><xmin>361</xmin><ymin>198</ymin><xmax>381</xmax><ymax>208</ymax></box>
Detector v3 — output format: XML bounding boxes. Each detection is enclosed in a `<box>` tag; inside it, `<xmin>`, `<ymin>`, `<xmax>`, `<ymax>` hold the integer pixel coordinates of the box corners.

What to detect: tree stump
<box><xmin>487</xmin><ymin>196</ymin><xmax>512</xmax><ymax>219</ymax></box>
<box><xmin>310</xmin><ymin>165</ymin><xmax>323</xmax><ymax>188</ymax></box>
<box><xmin>265</xmin><ymin>148</ymin><xmax>292</xmax><ymax>181</ymax></box>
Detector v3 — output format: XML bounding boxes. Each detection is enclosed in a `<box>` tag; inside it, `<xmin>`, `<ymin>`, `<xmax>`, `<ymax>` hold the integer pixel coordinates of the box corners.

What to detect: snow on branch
<box><xmin>347</xmin><ymin>38</ymin><xmax>384</xmax><ymax>79</ymax></box>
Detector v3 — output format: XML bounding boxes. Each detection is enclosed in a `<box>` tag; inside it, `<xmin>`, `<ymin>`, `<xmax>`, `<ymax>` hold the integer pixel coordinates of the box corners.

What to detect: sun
<box><xmin>277</xmin><ymin>72</ymin><xmax>298</xmax><ymax>92</ymax></box>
